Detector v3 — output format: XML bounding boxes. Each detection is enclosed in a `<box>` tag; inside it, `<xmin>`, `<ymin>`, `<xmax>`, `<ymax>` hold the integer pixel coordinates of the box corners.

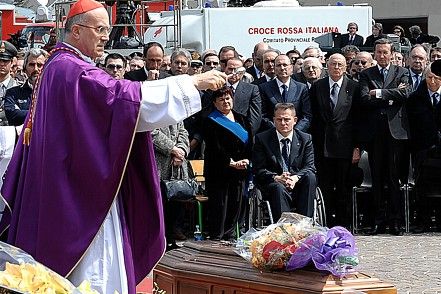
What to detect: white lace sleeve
<box><xmin>136</xmin><ymin>75</ymin><xmax>201</xmax><ymax>132</ymax></box>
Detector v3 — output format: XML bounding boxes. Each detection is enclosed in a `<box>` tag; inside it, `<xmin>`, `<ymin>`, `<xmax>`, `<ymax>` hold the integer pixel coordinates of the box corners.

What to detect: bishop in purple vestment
<box><xmin>0</xmin><ymin>0</ymin><xmax>226</xmax><ymax>292</ymax></box>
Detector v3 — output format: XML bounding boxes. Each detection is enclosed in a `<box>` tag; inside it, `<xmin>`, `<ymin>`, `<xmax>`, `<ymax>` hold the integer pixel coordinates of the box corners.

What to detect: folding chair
<box><xmin>189</xmin><ymin>160</ymin><xmax>208</xmax><ymax>234</ymax></box>
<box><xmin>352</xmin><ymin>151</ymin><xmax>372</xmax><ymax>234</ymax></box>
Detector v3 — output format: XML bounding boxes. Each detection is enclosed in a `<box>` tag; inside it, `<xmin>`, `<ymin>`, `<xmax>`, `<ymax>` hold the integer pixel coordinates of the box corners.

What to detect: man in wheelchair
<box><xmin>252</xmin><ymin>103</ymin><xmax>316</xmax><ymax>222</ymax></box>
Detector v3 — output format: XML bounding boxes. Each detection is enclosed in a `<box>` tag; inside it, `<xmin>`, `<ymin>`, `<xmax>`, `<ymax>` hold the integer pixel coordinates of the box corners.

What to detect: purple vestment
<box><xmin>0</xmin><ymin>43</ymin><xmax>165</xmax><ymax>290</ymax></box>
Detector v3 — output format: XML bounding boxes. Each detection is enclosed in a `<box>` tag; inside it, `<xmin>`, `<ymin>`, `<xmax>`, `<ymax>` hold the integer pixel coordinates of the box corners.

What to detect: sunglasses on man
<box><xmin>354</xmin><ymin>60</ymin><xmax>368</xmax><ymax>66</ymax></box>
<box><xmin>106</xmin><ymin>64</ymin><xmax>124</xmax><ymax>70</ymax></box>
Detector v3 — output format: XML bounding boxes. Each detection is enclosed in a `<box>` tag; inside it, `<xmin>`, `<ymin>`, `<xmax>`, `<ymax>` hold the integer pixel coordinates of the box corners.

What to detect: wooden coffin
<box><xmin>153</xmin><ymin>241</ymin><xmax>397</xmax><ymax>294</ymax></box>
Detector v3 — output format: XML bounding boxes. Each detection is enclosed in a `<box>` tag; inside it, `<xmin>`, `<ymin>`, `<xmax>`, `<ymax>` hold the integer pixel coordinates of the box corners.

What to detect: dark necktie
<box><xmin>281</xmin><ymin>84</ymin><xmax>287</xmax><ymax>103</ymax></box>
<box><xmin>330</xmin><ymin>83</ymin><xmax>338</xmax><ymax>110</ymax></box>
<box><xmin>281</xmin><ymin>138</ymin><xmax>290</xmax><ymax>172</ymax></box>
<box><xmin>432</xmin><ymin>92</ymin><xmax>439</xmax><ymax>106</ymax></box>
<box><xmin>349</xmin><ymin>36</ymin><xmax>354</xmax><ymax>45</ymax></box>
<box><xmin>380</xmin><ymin>68</ymin><xmax>387</xmax><ymax>82</ymax></box>
<box><xmin>413</xmin><ymin>74</ymin><xmax>420</xmax><ymax>90</ymax></box>
<box><xmin>229</xmin><ymin>85</ymin><xmax>235</xmax><ymax>96</ymax></box>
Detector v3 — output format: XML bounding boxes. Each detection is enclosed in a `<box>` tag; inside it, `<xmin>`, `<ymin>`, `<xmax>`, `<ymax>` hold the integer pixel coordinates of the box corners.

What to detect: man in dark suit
<box><xmin>292</xmin><ymin>57</ymin><xmax>326</xmax><ymax>88</ymax></box>
<box><xmin>409</xmin><ymin>25</ymin><xmax>440</xmax><ymax>47</ymax></box>
<box><xmin>310</xmin><ymin>53</ymin><xmax>361</xmax><ymax>227</ymax></box>
<box><xmin>124</xmin><ymin>42</ymin><xmax>170</xmax><ymax>81</ymax></box>
<box><xmin>246</xmin><ymin>42</ymin><xmax>269</xmax><ymax>80</ymax></box>
<box><xmin>253</xmin><ymin>103</ymin><xmax>316</xmax><ymax>221</ymax></box>
<box><xmin>363</xmin><ymin>23</ymin><xmax>387</xmax><ymax>48</ymax></box>
<box><xmin>340</xmin><ymin>22</ymin><xmax>364</xmax><ymax>48</ymax></box>
<box><xmin>225</xmin><ymin>58</ymin><xmax>261</xmax><ymax>135</ymax></box>
<box><xmin>407</xmin><ymin>61</ymin><xmax>441</xmax><ymax>231</ymax></box>
<box><xmin>408</xmin><ymin>45</ymin><xmax>429</xmax><ymax>91</ymax></box>
<box><xmin>259</xmin><ymin>54</ymin><xmax>311</xmax><ymax>132</ymax></box>
<box><xmin>252</xmin><ymin>49</ymin><xmax>280</xmax><ymax>86</ymax></box>
<box><xmin>359</xmin><ymin>38</ymin><xmax>411</xmax><ymax>235</ymax></box>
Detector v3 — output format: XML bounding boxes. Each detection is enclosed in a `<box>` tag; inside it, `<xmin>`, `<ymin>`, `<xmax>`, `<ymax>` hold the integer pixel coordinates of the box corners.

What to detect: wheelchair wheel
<box><xmin>314</xmin><ymin>187</ymin><xmax>327</xmax><ymax>227</ymax></box>
<box><xmin>248</xmin><ymin>187</ymin><xmax>274</xmax><ymax>229</ymax></box>
<box><xmin>248</xmin><ymin>188</ymin><xmax>257</xmax><ymax>230</ymax></box>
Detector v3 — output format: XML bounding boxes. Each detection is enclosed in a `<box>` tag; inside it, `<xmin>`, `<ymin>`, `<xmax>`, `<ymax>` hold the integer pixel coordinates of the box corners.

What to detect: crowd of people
<box><xmin>1</xmin><ymin>18</ymin><xmax>441</xmax><ymax>255</ymax></box>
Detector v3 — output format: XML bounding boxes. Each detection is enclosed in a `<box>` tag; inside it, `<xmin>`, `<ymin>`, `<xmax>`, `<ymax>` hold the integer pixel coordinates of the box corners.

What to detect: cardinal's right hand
<box><xmin>192</xmin><ymin>70</ymin><xmax>227</xmax><ymax>91</ymax></box>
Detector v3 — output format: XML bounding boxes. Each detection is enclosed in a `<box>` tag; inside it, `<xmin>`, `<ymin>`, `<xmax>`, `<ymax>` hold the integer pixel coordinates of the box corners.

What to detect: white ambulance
<box><xmin>144</xmin><ymin>4</ymin><xmax>373</xmax><ymax>56</ymax></box>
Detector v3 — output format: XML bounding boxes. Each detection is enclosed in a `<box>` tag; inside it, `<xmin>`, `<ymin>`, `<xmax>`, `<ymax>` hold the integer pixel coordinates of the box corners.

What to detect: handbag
<box><xmin>164</xmin><ymin>164</ymin><xmax>198</xmax><ymax>201</ymax></box>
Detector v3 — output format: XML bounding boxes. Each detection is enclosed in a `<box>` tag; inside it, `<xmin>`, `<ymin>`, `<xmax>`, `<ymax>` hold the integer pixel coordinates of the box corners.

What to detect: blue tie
<box><xmin>432</xmin><ymin>92</ymin><xmax>439</xmax><ymax>106</ymax></box>
<box><xmin>281</xmin><ymin>84</ymin><xmax>287</xmax><ymax>103</ymax></box>
<box><xmin>281</xmin><ymin>138</ymin><xmax>290</xmax><ymax>172</ymax></box>
<box><xmin>381</xmin><ymin>68</ymin><xmax>387</xmax><ymax>82</ymax></box>
<box><xmin>330</xmin><ymin>83</ymin><xmax>338</xmax><ymax>110</ymax></box>
<box><xmin>413</xmin><ymin>74</ymin><xmax>420</xmax><ymax>90</ymax></box>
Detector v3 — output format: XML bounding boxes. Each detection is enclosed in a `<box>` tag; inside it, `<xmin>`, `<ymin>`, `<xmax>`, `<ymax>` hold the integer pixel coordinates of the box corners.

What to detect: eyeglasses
<box><xmin>290</xmin><ymin>57</ymin><xmax>300</xmax><ymax>63</ymax></box>
<box><xmin>205</xmin><ymin>61</ymin><xmax>219</xmax><ymax>66</ymax></box>
<box><xmin>77</xmin><ymin>24</ymin><xmax>110</xmax><ymax>36</ymax></box>
<box><xmin>228</xmin><ymin>67</ymin><xmax>246</xmax><ymax>75</ymax></box>
<box><xmin>393</xmin><ymin>30</ymin><xmax>401</xmax><ymax>34</ymax></box>
<box><xmin>354</xmin><ymin>60</ymin><xmax>368</xmax><ymax>66</ymax></box>
<box><xmin>349</xmin><ymin>27</ymin><xmax>357</xmax><ymax>30</ymax></box>
<box><xmin>106</xmin><ymin>64</ymin><xmax>124</xmax><ymax>70</ymax></box>
<box><xmin>173</xmin><ymin>60</ymin><xmax>188</xmax><ymax>66</ymax></box>
<box><xmin>303</xmin><ymin>65</ymin><xmax>319</xmax><ymax>71</ymax></box>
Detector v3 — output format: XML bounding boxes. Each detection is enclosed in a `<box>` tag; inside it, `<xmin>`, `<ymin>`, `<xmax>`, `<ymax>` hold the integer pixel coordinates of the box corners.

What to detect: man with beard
<box><xmin>4</xmin><ymin>48</ymin><xmax>49</xmax><ymax>126</ymax></box>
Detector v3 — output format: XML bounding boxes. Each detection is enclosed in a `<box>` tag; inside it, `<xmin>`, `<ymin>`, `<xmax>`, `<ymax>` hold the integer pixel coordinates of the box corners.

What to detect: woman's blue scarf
<box><xmin>208</xmin><ymin>109</ymin><xmax>248</xmax><ymax>144</ymax></box>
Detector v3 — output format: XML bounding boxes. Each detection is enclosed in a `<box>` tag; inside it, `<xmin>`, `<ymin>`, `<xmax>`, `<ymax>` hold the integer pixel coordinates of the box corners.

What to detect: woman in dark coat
<box><xmin>203</xmin><ymin>86</ymin><xmax>252</xmax><ymax>240</ymax></box>
<box><xmin>393</xmin><ymin>25</ymin><xmax>411</xmax><ymax>47</ymax></box>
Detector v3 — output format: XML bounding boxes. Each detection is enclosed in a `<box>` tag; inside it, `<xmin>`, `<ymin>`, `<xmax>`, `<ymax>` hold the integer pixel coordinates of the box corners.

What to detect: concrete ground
<box><xmin>356</xmin><ymin>233</ymin><xmax>441</xmax><ymax>294</ymax></box>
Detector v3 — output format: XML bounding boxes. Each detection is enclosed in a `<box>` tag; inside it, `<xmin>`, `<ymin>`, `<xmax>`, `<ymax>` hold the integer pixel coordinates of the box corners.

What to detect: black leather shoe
<box><xmin>368</xmin><ymin>224</ymin><xmax>386</xmax><ymax>235</ymax></box>
<box><xmin>412</xmin><ymin>225</ymin><xmax>427</xmax><ymax>234</ymax></box>
<box><xmin>389</xmin><ymin>224</ymin><xmax>403</xmax><ymax>236</ymax></box>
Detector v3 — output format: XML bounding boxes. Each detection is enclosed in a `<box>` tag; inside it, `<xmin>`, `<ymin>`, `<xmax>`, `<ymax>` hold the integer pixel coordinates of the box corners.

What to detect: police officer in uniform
<box><xmin>0</xmin><ymin>41</ymin><xmax>18</xmax><ymax>126</ymax></box>
<box><xmin>0</xmin><ymin>41</ymin><xmax>18</xmax><ymax>219</ymax></box>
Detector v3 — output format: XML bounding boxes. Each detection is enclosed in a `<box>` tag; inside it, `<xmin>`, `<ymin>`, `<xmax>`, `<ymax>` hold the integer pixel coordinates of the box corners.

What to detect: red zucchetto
<box><xmin>66</xmin><ymin>0</ymin><xmax>104</xmax><ymax>19</ymax></box>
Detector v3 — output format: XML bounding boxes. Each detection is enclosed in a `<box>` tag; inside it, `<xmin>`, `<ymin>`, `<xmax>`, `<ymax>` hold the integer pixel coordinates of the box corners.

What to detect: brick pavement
<box><xmin>356</xmin><ymin>233</ymin><xmax>441</xmax><ymax>294</ymax></box>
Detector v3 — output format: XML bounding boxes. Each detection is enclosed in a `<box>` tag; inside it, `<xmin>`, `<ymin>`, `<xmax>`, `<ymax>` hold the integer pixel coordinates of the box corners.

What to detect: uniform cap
<box><xmin>201</xmin><ymin>49</ymin><xmax>217</xmax><ymax>63</ymax></box>
<box><xmin>66</xmin><ymin>0</ymin><xmax>104</xmax><ymax>19</ymax></box>
<box><xmin>191</xmin><ymin>60</ymin><xmax>203</xmax><ymax>67</ymax></box>
<box><xmin>0</xmin><ymin>41</ymin><xmax>18</xmax><ymax>61</ymax></box>
<box><xmin>431</xmin><ymin>60</ymin><xmax>441</xmax><ymax>77</ymax></box>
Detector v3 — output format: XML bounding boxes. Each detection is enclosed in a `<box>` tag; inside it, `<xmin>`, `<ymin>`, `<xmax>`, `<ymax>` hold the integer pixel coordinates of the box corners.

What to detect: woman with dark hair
<box><xmin>393</xmin><ymin>25</ymin><xmax>411</xmax><ymax>47</ymax></box>
<box><xmin>203</xmin><ymin>86</ymin><xmax>252</xmax><ymax>240</ymax></box>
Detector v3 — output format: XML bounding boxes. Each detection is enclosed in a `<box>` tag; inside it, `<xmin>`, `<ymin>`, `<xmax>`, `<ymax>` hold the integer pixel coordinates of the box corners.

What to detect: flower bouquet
<box><xmin>235</xmin><ymin>213</ymin><xmax>359</xmax><ymax>277</ymax></box>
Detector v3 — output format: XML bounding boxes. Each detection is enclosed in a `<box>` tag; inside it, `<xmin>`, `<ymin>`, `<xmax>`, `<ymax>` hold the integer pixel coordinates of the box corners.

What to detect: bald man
<box><xmin>246</xmin><ymin>42</ymin><xmax>270</xmax><ymax>80</ymax></box>
<box><xmin>310</xmin><ymin>53</ymin><xmax>361</xmax><ymax>228</ymax></box>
